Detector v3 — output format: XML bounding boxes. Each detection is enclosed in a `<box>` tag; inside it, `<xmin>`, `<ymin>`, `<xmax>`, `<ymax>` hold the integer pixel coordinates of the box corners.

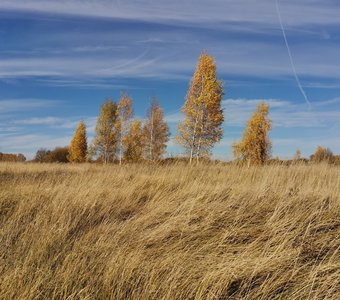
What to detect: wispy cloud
<box><xmin>13</xmin><ymin>116</ymin><xmax>62</xmax><ymax>126</ymax></box>
<box><xmin>0</xmin><ymin>134</ymin><xmax>71</xmax><ymax>153</ymax></box>
<box><xmin>223</xmin><ymin>98</ymin><xmax>340</xmax><ymax>128</ymax></box>
<box><xmin>1</xmin><ymin>0</ymin><xmax>340</xmax><ymax>27</ymax></box>
<box><xmin>0</xmin><ymin>99</ymin><xmax>59</xmax><ymax>113</ymax></box>
<box><xmin>12</xmin><ymin>116</ymin><xmax>97</xmax><ymax>132</ymax></box>
<box><xmin>1</xmin><ymin>37</ymin><xmax>339</xmax><ymax>81</ymax></box>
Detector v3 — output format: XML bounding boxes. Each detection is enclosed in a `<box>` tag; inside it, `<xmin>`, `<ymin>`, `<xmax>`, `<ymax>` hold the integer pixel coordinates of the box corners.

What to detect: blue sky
<box><xmin>0</xmin><ymin>0</ymin><xmax>339</xmax><ymax>160</ymax></box>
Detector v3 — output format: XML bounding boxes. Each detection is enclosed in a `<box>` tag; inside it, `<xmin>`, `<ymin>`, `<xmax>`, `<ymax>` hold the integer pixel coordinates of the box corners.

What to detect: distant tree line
<box><xmin>0</xmin><ymin>152</ymin><xmax>26</xmax><ymax>162</ymax></box>
<box><xmin>2</xmin><ymin>51</ymin><xmax>337</xmax><ymax>166</ymax></box>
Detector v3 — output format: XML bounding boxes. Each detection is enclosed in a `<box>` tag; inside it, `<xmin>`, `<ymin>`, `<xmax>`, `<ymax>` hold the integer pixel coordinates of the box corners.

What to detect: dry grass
<box><xmin>0</xmin><ymin>162</ymin><xmax>339</xmax><ymax>300</ymax></box>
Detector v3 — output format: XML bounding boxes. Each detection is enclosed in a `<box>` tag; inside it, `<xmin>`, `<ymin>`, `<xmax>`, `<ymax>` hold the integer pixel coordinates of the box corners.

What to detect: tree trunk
<box><xmin>196</xmin><ymin>138</ymin><xmax>201</xmax><ymax>164</ymax></box>
<box><xmin>119</xmin><ymin>132</ymin><xmax>122</xmax><ymax>166</ymax></box>
<box><xmin>190</xmin><ymin>114</ymin><xmax>199</xmax><ymax>164</ymax></box>
<box><xmin>150</xmin><ymin>111</ymin><xmax>154</xmax><ymax>161</ymax></box>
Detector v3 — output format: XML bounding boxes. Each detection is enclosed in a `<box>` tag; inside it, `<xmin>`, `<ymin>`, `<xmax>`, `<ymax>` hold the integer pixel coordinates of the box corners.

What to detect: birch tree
<box><xmin>68</xmin><ymin>120</ymin><xmax>87</xmax><ymax>163</ymax></box>
<box><xmin>143</xmin><ymin>99</ymin><xmax>170</xmax><ymax>161</ymax></box>
<box><xmin>123</xmin><ymin>119</ymin><xmax>144</xmax><ymax>163</ymax></box>
<box><xmin>233</xmin><ymin>102</ymin><xmax>272</xmax><ymax>166</ymax></box>
<box><xmin>93</xmin><ymin>99</ymin><xmax>117</xmax><ymax>164</ymax></box>
<box><xmin>116</xmin><ymin>92</ymin><xmax>133</xmax><ymax>165</ymax></box>
<box><xmin>176</xmin><ymin>52</ymin><xmax>224</xmax><ymax>163</ymax></box>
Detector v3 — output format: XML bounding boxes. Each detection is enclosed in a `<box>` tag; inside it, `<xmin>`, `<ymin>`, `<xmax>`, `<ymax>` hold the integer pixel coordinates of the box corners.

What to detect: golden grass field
<box><xmin>0</xmin><ymin>162</ymin><xmax>339</xmax><ymax>299</ymax></box>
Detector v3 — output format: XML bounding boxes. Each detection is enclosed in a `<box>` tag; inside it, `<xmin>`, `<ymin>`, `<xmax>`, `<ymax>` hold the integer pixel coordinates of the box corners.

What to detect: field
<box><xmin>0</xmin><ymin>162</ymin><xmax>339</xmax><ymax>299</ymax></box>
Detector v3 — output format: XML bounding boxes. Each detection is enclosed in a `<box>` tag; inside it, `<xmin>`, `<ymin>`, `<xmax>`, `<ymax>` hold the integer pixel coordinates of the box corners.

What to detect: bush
<box><xmin>0</xmin><ymin>152</ymin><xmax>26</xmax><ymax>162</ymax></box>
<box><xmin>310</xmin><ymin>146</ymin><xmax>335</xmax><ymax>164</ymax></box>
<box><xmin>34</xmin><ymin>147</ymin><xmax>69</xmax><ymax>163</ymax></box>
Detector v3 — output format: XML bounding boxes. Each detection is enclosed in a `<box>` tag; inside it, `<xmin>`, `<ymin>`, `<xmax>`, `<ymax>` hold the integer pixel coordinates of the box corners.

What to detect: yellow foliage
<box><xmin>176</xmin><ymin>51</ymin><xmax>224</xmax><ymax>163</ymax></box>
<box><xmin>143</xmin><ymin>99</ymin><xmax>170</xmax><ymax>161</ymax></box>
<box><xmin>233</xmin><ymin>102</ymin><xmax>272</xmax><ymax>165</ymax></box>
<box><xmin>93</xmin><ymin>99</ymin><xmax>117</xmax><ymax>163</ymax></box>
<box><xmin>68</xmin><ymin>120</ymin><xmax>87</xmax><ymax>163</ymax></box>
<box><xmin>116</xmin><ymin>92</ymin><xmax>133</xmax><ymax>165</ymax></box>
<box><xmin>311</xmin><ymin>146</ymin><xmax>334</xmax><ymax>163</ymax></box>
<box><xmin>123</xmin><ymin>119</ymin><xmax>144</xmax><ymax>163</ymax></box>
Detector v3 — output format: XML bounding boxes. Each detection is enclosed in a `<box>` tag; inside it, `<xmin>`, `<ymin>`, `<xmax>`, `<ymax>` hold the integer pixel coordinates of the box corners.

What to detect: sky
<box><xmin>0</xmin><ymin>0</ymin><xmax>339</xmax><ymax>160</ymax></box>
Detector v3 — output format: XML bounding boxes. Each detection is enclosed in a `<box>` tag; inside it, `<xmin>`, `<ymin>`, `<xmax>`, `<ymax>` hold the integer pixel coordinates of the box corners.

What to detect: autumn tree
<box><xmin>176</xmin><ymin>51</ymin><xmax>224</xmax><ymax>163</ymax></box>
<box><xmin>93</xmin><ymin>99</ymin><xmax>118</xmax><ymax>164</ymax></box>
<box><xmin>34</xmin><ymin>148</ymin><xmax>50</xmax><ymax>163</ymax></box>
<box><xmin>45</xmin><ymin>147</ymin><xmax>69</xmax><ymax>163</ymax></box>
<box><xmin>68</xmin><ymin>120</ymin><xmax>87</xmax><ymax>163</ymax></box>
<box><xmin>143</xmin><ymin>99</ymin><xmax>170</xmax><ymax>161</ymax></box>
<box><xmin>294</xmin><ymin>149</ymin><xmax>302</xmax><ymax>160</ymax></box>
<box><xmin>310</xmin><ymin>146</ymin><xmax>334</xmax><ymax>163</ymax></box>
<box><xmin>0</xmin><ymin>153</ymin><xmax>26</xmax><ymax>162</ymax></box>
<box><xmin>116</xmin><ymin>92</ymin><xmax>133</xmax><ymax>165</ymax></box>
<box><xmin>123</xmin><ymin>119</ymin><xmax>144</xmax><ymax>163</ymax></box>
<box><xmin>233</xmin><ymin>102</ymin><xmax>272</xmax><ymax>166</ymax></box>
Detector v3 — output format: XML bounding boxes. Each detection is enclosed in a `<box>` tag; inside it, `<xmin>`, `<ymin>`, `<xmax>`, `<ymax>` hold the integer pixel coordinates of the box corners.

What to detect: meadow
<box><xmin>0</xmin><ymin>162</ymin><xmax>339</xmax><ymax>299</ymax></box>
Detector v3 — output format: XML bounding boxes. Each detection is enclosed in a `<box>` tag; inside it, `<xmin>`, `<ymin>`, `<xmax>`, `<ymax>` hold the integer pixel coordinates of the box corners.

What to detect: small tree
<box><xmin>123</xmin><ymin>119</ymin><xmax>144</xmax><ymax>163</ymax></box>
<box><xmin>310</xmin><ymin>146</ymin><xmax>334</xmax><ymax>163</ymax></box>
<box><xmin>93</xmin><ymin>99</ymin><xmax>118</xmax><ymax>164</ymax></box>
<box><xmin>68</xmin><ymin>120</ymin><xmax>87</xmax><ymax>163</ymax></box>
<box><xmin>294</xmin><ymin>149</ymin><xmax>302</xmax><ymax>160</ymax></box>
<box><xmin>17</xmin><ymin>154</ymin><xmax>26</xmax><ymax>162</ymax></box>
<box><xmin>176</xmin><ymin>51</ymin><xmax>224</xmax><ymax>163</ymax></box>
<box><xmin>45</xmin><ymin>147</ymin><xmax>69</xmax><ymax>163</ymax></box>
<box><xmin>233</xmin><ymin>102</ymin><xmax>272</xmax><ymax>166</ymax></box>
<box><xmin>143</xmin><ymin>98</ymin><xmax>170</xmax><ymax>161</ymax></box>
<box><xmin>34</xmin><ymin>148</ymin><xmax>50</xmax><ymax>163</ymax></box>
<box><xmin>116</xmin><ymin>92</ymin><xmax>133</xmax><ymax>165</ymax></box>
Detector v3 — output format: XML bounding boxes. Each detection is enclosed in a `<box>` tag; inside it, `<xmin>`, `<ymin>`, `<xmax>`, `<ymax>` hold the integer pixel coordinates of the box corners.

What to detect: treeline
<box><xmin>0</xmin><ymin>153</ymin><xmax>26</xmax><ymax>162</ymax></box>
<box><xmin>33</xmin><ymin>96</ymin><xmax>170</xmax><ymax>164</ymax></box>
<box><xmin>3</xmin><ymin>52</ymin><xmax>338</xmax><ymax>165</ymax></box>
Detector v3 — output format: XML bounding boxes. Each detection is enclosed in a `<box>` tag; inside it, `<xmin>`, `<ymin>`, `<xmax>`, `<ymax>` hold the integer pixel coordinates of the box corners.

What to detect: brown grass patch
<box><xmin>0</xmin><ymin>162</ymin><xmax>339</xmax><ymax>299</ymax></box>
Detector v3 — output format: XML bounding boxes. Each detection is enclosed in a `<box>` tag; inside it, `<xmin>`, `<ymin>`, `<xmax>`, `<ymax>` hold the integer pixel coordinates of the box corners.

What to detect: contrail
<box><xmin>275</xmin><ymin>0</ymin><xmax>311</xmax><ymax>108</ymax></box>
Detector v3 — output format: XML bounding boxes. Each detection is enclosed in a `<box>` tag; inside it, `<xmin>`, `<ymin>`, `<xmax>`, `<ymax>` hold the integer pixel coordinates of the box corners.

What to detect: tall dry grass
<box><xmin>0</xmin><ymin>162</ymin><xmax>339</xmax><ymax>299</ymax></box>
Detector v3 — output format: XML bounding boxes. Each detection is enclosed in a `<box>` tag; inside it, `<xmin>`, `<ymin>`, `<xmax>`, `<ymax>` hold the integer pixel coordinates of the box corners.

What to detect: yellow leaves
<box><xmin>93</xmin><ymin>100</ymin><xmax>118</xmax><ymax>163</ymax></box>
<box><xmin>177</xmin><ymin>51</ymin><xmax>224</xmax><ymax>162</ymax></box>
<box><xmin>116</xmin><ymin>92</ymin><xmax>133</xmax><ymax>164</ymax></box>
<box><xmin>311</xmin><ymin>146</ymin><xmax>334</xmax><ymax>163</ymax></box>
<box><xmin>117</xmin><ymin>92</ymin><xmax>133</xmax><ymax>125</ymax></box>
<box><xmin>68</xmin><ymin>120</ymin><xmax>87</xmax><ymax>163</ymax></box>
<box><xmin>123</xmin><ymin>119</ymin><xmax>144</xmax><ymax>163</ymax></box>
<box><xmin>143</xmin><ymin>99</ymin><xmax>170</xmax><ymax>161</ymax></box>
<box><xmin>233</xmin><ymin>102</ymin><xmax>272</xmax><ymax>165</ymax></box>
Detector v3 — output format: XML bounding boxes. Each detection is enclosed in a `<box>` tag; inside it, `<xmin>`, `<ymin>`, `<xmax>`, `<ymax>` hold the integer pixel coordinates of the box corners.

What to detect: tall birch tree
<box><xmin>123</xmin><ymin>119</ymin><xmax>144</xmax><ymax>163</ymax></box>
<box><xmin>176</xmin><ymin>52</ymin><xmax>224</xmax><ymax>163</ymax></box>
<box><xmin>93</xmin><ymin>99</ymin><xmax>117</xmax><ymax>164</ymax></box>
<box><xmin>116</xmin><ymin>92</ymin><xmax>133</xmax><ymax>165</ymax></box>
<box><xmin>143</xmin><ymin>99</ymin><xmax>170</xmax><ymax>161</ymax></box>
